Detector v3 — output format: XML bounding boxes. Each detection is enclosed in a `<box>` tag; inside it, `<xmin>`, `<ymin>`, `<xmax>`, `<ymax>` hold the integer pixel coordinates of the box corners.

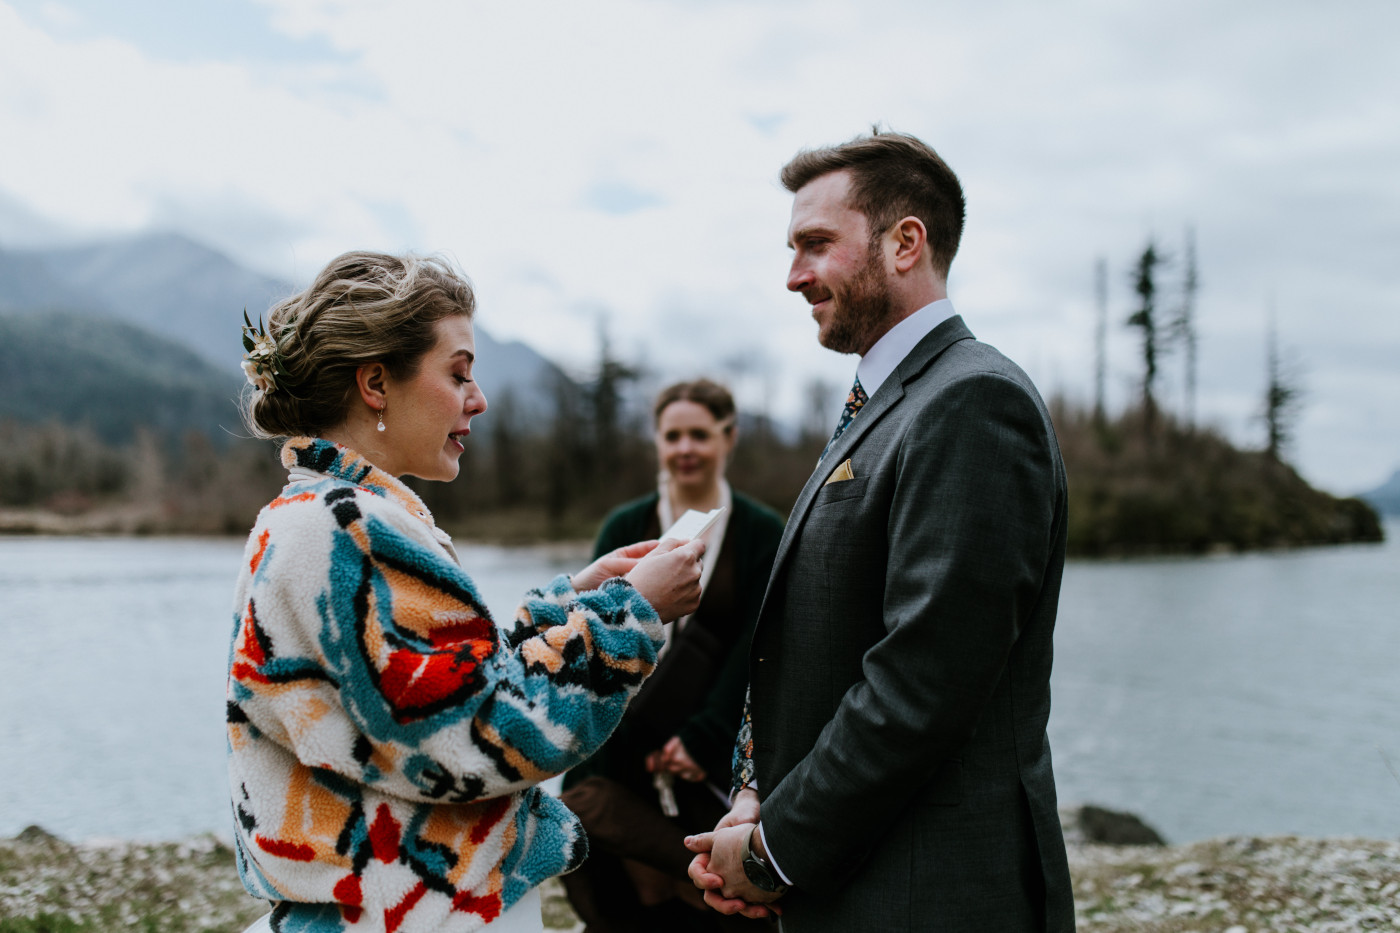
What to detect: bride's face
<box><xmin>377</xmin><ymin>316</ymin><xmax>487</xmax><ymax>481</ymax></box>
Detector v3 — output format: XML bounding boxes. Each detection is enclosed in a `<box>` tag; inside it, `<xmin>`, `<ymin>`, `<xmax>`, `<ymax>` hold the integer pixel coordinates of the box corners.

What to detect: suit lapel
<box><xmin>757</xmin><ymin>316</ymin><xmax>977</xmax><ymax>622</ymax></box>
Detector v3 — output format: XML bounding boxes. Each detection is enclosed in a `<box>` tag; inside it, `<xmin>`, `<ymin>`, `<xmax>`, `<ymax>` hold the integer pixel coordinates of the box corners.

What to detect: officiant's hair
<box><xmin>242</xmin><ymin>251</ymin><xmax>475</xmax><ymax>439</ymax></box>
<box><xmin>653</xmin><ymin>379</ymin><xmax>736</xmax><ymax>433</ymax></box>
<box><xmin>781</xmin><ymin>128</ymin><xmax>965</xmax><ymax>278</ymax></box>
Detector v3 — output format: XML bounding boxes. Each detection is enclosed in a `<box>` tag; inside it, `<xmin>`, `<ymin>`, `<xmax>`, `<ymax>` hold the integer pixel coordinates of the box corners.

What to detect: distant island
<box><xmin>1054</xmin><ymin>403</ymin><xmax>1384</xmax><ymax>555</ymax></box>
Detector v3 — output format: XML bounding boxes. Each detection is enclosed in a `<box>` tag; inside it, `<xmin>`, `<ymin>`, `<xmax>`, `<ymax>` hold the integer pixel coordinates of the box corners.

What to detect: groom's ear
<box><xmin>889</xmin><ymin>216</ymin><xmax>929</xmax><ymax>274</ymax></box>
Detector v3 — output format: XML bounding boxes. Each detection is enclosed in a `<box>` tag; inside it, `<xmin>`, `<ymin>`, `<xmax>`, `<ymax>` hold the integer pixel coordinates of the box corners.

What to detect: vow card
<box><xmin>661</xmin><ymin>507</ymin><xmax>725</xmax><ymax>542</ymax></box>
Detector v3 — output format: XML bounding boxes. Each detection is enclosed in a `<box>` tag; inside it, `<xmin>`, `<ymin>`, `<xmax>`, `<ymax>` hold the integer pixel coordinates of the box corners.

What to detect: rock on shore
<box><xmin>3</xmin><ymin>824</ymin><xmax>1398</xmax><ymax>932</ymax></box>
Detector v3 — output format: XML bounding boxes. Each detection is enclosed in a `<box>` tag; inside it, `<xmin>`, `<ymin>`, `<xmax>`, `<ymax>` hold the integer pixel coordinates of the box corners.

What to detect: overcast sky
<box><xmin>2</xmin><ymin>0</ymin><xmax>1396</xmax><ymax>493</ymax></box>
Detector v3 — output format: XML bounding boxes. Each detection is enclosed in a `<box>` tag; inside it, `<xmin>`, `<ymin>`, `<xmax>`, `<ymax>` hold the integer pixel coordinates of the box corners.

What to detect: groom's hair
<box><xmin>781</xmin><ymin>128</ymin><xmax>965</xmax><ymax>278</ymax></box>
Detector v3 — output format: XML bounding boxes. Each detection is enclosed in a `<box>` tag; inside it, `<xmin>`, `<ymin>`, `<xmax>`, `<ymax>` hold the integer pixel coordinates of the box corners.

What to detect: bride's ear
<box><xmin>354</xmin><ymin>362</ymin><xmax>390</xmax><ymax>412</ymax></box>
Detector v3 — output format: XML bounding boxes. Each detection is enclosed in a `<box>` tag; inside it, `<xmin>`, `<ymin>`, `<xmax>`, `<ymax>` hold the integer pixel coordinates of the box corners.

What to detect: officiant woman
<box><xmin>560</xmin><ymin>379</ymin><xmax>784</xmax><ymax>932</ymax></box>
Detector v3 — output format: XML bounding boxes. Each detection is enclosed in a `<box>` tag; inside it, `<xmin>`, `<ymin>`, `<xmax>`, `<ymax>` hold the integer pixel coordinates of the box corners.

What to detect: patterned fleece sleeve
<box><xmin>228</xmin><ymin>491</ymin><xmax>665</xmax><ymax>806</ymax></box>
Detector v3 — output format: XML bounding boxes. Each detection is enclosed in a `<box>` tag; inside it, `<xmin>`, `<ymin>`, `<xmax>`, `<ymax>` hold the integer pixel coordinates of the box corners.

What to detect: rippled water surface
<box><xmin>0</xmin><ymin>535</ymin><xmax>587</xmax><ymax>842</ymax></box>
<box><xmin>1050</xmin><ymin>522</ymin><xmax>1400</xmax><ymax>841</ymax></box>
<box><xmin>1</xmin><ymin>524</ymin><xmax>1396</xmax><ymax>843</ymax></box>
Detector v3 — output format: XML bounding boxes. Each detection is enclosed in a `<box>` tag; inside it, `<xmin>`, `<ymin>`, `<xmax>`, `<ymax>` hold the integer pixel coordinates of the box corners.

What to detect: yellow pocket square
<box><xmin>824</xmin><ymin>458</ymin><xmax>855</xmax><ymax>485</ymax></box>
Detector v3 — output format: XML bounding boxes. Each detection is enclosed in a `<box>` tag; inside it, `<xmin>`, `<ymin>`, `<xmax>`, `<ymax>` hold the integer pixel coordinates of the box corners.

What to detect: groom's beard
<box><xmin>817</xmin><ymin>242</ymin><xmax>898</xmax><ymax>355</ymax></box>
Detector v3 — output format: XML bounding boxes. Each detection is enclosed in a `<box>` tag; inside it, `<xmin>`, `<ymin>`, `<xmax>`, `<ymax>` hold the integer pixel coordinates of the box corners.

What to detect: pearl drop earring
<box><xmin>377</xmin><ymin>407</ymin><xmax>386</xmax><ymax>432</ymax></box>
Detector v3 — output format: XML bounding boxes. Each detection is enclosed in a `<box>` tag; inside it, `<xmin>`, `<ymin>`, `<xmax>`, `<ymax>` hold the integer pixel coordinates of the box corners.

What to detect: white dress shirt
<box><xmin>855</xmin><ymin>298</ymin><xmax>957</xmax><ymax>399</ymax></box>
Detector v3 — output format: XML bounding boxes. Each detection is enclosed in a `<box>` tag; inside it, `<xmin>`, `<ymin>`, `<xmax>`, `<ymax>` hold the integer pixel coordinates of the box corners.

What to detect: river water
<box><xmin>0</xmin><ymin>524</ymin><xmax>1396</xmax><ymax>844</ymax></box>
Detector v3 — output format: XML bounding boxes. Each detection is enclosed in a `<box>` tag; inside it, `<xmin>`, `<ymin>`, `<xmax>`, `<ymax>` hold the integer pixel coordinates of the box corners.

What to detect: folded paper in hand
<box><xmin>662</xmin><ymin>507</ymin><xmax>725</xmax><ymax>542</ymax></box>
<box><xmin>653</xmin><ymin>771</ymin><xmax>679</xmax><ymax>817</ymax></box>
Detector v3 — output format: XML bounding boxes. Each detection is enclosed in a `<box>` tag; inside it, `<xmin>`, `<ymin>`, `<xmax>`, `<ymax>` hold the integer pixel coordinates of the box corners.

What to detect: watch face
<box><xmin>743</xmin><ymin>855</ymin><xmax>781</xmax><ymax>893</ymax></box>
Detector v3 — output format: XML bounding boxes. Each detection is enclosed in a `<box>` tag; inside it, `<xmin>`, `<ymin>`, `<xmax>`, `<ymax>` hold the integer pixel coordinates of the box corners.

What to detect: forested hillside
<box><xmin>0</xmin><ymin>311</ymin><xmax>243</xmax><ymax>443</ymax></box>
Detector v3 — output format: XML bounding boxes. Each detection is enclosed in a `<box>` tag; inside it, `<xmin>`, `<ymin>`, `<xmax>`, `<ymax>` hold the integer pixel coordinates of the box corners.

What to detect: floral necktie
<box><xmin>820</xmin><ymin>376</ymin><xmax>868</xmax><ymax>462</ymax></box>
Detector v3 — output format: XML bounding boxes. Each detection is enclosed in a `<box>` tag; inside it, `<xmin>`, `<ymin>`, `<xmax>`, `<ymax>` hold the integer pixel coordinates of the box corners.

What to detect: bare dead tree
<box><xmin>1172</xmin><ymin>226</ymin><xmax>1200</xmax><ymax>430</ymax></box>
<box><xmin>1093</xmin><ymin>256</ymin><xmax>1108</xmax><ymax>429</ymax></box>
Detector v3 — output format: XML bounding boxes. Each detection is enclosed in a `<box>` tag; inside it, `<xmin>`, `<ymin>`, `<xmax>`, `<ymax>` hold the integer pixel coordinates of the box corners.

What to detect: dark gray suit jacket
<box><xmin>749</xmin><ymin>316</ymin><xmax>1075</xmax><ymax>931</ymax></box>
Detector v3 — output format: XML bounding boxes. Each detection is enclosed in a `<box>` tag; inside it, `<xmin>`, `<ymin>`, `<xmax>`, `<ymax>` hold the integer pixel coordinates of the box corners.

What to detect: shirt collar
<box><xmin>855</xmin><ymin>298</ymin><xmax>957</xmax><ymax>398</ymax></box>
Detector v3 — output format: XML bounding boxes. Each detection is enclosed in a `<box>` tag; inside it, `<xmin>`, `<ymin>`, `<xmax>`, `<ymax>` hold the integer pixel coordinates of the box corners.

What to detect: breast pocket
<box><xmin>813</xmin><ymin>474</ymin><xmax>868</xmax><ymax>507</ymax></box>
<box><xmin>807</xmin><ymin>473</ymin><xmax>882</xmax><ymax>612</ymax></box>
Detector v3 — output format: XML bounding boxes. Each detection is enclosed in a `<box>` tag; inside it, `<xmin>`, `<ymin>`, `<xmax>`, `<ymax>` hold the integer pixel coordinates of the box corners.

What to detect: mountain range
<box><xmin>0</xmin><ymin>233</ymin><xmax>572</xmax><ymax>440</ymax></box>
<box><xmin>3</xmin><ymin>233</ymin><xmax>289</xmax><ymax>372</ymax></box>
<box><xmin>1360</xmin><ymin>470</ymin><xmax>1400</xmax><ymax>516</ymax></box>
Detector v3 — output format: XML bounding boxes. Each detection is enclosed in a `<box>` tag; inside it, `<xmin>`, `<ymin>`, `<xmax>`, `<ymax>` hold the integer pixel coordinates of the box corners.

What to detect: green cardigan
<box><xmin>567</xmin><ymin>489</ymin><xmax>784</xmax><ymax>785</ymax></box>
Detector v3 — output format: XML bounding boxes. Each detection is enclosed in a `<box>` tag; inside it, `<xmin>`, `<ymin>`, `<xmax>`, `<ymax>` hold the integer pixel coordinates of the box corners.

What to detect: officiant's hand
<box><xmin>646</xmin><ymin>736</ymin><xmax>706</xmax><ymax>783</ymax></box>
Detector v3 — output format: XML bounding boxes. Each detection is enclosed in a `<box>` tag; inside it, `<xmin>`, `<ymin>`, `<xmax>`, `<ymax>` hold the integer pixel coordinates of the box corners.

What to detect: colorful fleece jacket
<box><xmin>227</xmin><ymin>438</ymin><xmax>664</xmax><ymax>932</ymax></box>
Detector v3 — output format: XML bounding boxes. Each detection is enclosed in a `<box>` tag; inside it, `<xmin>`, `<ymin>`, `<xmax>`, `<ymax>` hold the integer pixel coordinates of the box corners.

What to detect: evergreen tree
<box><xmin>490</xmin><ymin>389</ymin><xmax>526</xmax><ymax>507</ymax></box>
<box><xmin>545</xmin><ymin>372</ymin><xmax>586</xmax><ymax>523</ymax></box>
<box><xmin>1264</xmin><ymin>305</ymin><xmax>1303</xmax><ymax>462</ymax></box>
<box><xmin>801</xmin><ymin>377</ymin><xmax>838</xmax><ymax>446</ymax></box>
<box><xmin>1126</xmin><ymin>241</ymin><xmax>1164</xmax><ymax>437</ymax></box>
<box><xmin>587</xmin><ymin>318</ymin><xmax>640</xmax><ymax>506</ymax></box>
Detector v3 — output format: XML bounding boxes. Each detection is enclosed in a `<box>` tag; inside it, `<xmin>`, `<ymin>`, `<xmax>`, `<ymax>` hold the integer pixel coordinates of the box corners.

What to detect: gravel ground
<box><xmin>1068</xmin><ymin>835</ymin><xmax>1400</xmax><ymax>932</ymax></box>
<box><xmin>0</xmin><ymin>828</ymin><xmax>260</xmax><ymax>932</ymax></box>
<box><xmin>2</xmin><ymin>826</ymin><xmax>1397</xmax><ymax>932</ymax></box>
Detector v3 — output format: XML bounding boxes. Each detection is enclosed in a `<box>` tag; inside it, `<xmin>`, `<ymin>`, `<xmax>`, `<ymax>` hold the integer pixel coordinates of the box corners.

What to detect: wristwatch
<box><xmin>740</xmin><ymin>825</ymin><xmax>790</xmax><ymax>894</ymax></box>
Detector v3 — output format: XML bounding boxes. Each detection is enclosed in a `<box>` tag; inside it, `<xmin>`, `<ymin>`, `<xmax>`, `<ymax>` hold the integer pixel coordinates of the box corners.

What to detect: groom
<box><xmin>686</xmin><ymin>131</ymin><xmax>1075</xmax><ymax>931</ymax></box>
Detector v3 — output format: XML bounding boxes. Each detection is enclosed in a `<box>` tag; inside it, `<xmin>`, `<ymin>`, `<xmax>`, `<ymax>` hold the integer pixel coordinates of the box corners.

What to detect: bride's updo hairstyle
<box><xmin>243</xmin><ymin>251</ymin><xmax>475</xmax><ymax>440</ymax></box>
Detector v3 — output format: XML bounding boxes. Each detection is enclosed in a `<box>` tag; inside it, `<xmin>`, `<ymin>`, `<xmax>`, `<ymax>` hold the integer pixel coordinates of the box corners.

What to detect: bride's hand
<box><xmin>626</xmin><ymin>538</ymin><xmax>706</xmax><ymax>622</ymax></box>
<box><xmin>572</xmin><ymin>540</ymin><xmax>660</xmax><ymax>593</ymax></box>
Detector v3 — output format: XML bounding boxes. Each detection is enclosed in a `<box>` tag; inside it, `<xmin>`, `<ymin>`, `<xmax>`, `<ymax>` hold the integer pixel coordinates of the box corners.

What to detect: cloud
<box><xmin>0</xmin><ymin>0</ymin><xmax>1397</xmax><ymax>491</ymax></box>
<box><xmin>12</xmin><ymin>0</ymin><xmax>349</xmax><ymax>63</ymax></box>
<box><xmin>581</xmin><ymin>181</ymin><xmax>665</xmax><ymax>216</ymax></box>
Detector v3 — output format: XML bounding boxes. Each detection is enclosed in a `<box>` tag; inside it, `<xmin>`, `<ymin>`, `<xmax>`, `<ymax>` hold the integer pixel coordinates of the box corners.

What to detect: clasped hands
<box><xmin>683</xmin><ymin>787</ymin><xmax>784</xmax><ymax>919</ymax></box>
<box><xmin>645</xmin><ymin>735</ymin><xmax>706</xmax><ymax>784</ymax></box>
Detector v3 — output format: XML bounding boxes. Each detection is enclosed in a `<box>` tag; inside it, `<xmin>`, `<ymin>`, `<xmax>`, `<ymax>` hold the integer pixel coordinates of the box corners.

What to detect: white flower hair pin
<box><xmin>240</xmin><ymin>309</ymin><xmax>284</xmax><ymax>394</ymax></box>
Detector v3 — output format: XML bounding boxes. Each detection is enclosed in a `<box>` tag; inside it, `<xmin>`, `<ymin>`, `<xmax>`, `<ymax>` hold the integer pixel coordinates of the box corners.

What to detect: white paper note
<box><xmin>661</xmin><ymin>507</ymin><xmax>725</xmax><ymax>542</ymax></box>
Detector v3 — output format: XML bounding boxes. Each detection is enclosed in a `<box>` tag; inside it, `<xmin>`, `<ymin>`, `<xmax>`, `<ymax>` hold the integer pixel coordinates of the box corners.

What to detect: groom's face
<box><xmin>786</xmin><ymin>170</ymin><xmax>896</xmax><ymax>356</ymax></box>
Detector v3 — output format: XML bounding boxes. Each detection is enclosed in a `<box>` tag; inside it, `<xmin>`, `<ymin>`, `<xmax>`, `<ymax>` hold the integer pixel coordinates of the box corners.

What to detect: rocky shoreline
<box><xmin>2</xmin><ymin>820</ymin><xmax>1397</xmax><ymax>932</ymax></box>
<box><xmin>1068</xmin><ymin>835</ymin><xmax>1400</xmax><ymax>931</ymax></box>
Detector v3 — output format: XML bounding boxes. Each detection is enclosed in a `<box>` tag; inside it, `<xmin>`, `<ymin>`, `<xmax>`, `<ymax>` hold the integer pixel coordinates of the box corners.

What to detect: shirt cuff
<box><xmin>756</xmin><ymin>822</ymin><xmax>793</xmax><ymax>887</ymax></box>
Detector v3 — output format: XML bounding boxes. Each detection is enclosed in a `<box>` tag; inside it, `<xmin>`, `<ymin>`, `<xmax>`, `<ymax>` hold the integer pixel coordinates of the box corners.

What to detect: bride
<box><xmin>228</xmin><ymin>251</ymin><xmax>704</xmax><ymax>932</ymax></box>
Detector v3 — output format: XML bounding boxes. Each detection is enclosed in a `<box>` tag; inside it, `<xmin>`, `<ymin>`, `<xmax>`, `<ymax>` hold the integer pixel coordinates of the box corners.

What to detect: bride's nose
<box><xmin>466</xmin><ymin>382</ymin><xmax>487</xmax><ymax>417</ymax></box>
